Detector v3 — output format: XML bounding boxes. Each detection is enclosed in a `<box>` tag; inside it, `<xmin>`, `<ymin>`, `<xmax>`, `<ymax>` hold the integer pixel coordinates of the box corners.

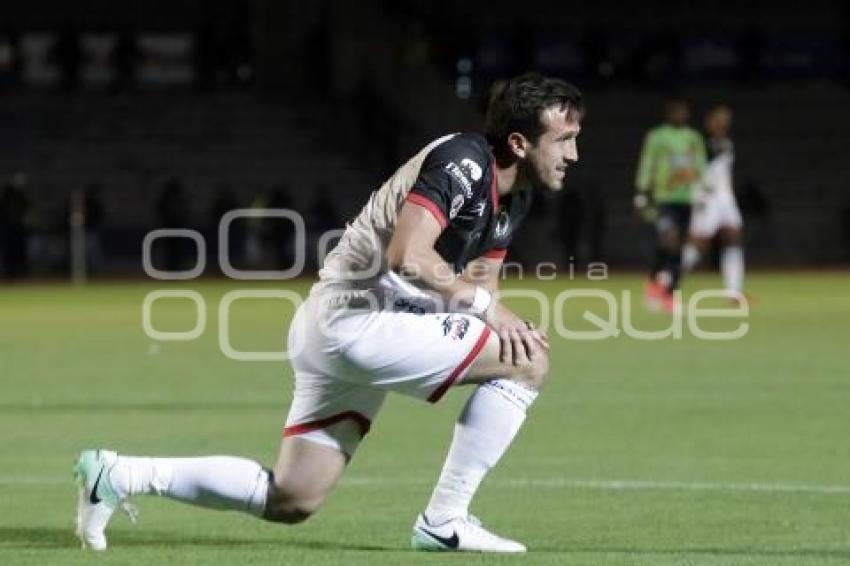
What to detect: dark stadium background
<box><xmin>0</xmin><ymin>0</ymin><xmax>848</xmax><ymax>280</ymax></box>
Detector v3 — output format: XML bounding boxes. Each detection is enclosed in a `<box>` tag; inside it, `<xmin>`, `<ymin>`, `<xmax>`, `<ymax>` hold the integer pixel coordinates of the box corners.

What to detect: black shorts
<box><xmin>656</xmin><ymin>203</ymin><xmax>691</xmax><ymax>236</ymax></box>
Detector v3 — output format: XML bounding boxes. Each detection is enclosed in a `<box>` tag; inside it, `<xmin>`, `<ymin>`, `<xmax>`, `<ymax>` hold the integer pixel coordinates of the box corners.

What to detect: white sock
<box><xmin>682</xmin><ymin>243</ymin><xmax>701</xmax><ymax>272</ymax></box>
<box><xmin>109</xmin><ymin>456</ymin><xmax>269</xmax><ymax>517</ymax></box>
<box><xmin>425</xmin><ymin>379</ymin><xmax>538</xmax><ymax>524</ymax></box>
<box><xmin>721</xmin><ymin>245</ymin><xmax>744</xmax><ymax>294</ymax></box>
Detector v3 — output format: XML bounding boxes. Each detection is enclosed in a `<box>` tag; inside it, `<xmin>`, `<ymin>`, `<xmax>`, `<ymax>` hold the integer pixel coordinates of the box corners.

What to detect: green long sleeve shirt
<box><xmin>635</xmin><ymin>124</ymin><xmax>707</xmax><ymax>204</ymax></box>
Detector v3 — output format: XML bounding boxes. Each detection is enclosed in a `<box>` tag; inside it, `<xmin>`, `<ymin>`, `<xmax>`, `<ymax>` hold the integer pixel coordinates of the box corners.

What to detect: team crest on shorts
<box><xmin>441</xmin><ymin>314</ymin><xmax>470</xmax><ymax>340</ymax></box>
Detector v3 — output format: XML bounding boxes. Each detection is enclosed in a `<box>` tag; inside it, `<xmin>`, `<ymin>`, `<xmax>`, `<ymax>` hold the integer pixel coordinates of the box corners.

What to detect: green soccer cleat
<box><xmin>73</xmin><ymin>449</ymin><xmax>136</xmax><ymax>551</ymax></box>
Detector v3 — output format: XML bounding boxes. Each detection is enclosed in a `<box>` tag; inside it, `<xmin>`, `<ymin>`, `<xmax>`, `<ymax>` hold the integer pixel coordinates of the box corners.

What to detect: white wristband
<box><xmin>470</xmin><ymin>286</ymin><xmax>492</xmax><ymax>318</ymax></box>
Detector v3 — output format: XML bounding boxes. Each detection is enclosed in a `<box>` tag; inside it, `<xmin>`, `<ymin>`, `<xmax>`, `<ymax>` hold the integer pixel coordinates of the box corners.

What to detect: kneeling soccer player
<box><xmin>75</xmin><ymin>73</ymin><xmax>583</xmax><ymax>553</ymax></box>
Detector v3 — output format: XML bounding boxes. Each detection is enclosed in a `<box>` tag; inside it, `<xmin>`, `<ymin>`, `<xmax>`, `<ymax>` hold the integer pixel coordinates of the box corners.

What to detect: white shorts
<box><xmin>690</xmin><ymin>195</ymin><xmax>743</xmax><ymax>237</ymax></box>
<box><xmin>283</xmin><ymin>292</ymin><xmax>491</xmax><ymax>456</ymax></box>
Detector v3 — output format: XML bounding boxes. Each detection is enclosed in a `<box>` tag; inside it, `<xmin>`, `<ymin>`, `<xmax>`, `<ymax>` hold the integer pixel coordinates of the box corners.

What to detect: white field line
<box><xmin>6</xmin><ymin>475</ymin><xmax>849</xmax><ymax>495</ymax></box>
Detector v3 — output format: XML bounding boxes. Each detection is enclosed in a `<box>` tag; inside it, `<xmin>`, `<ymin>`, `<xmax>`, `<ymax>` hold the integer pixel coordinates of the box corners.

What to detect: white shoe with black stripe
<box><xmin>73</xmin><ymin>449</ymin><xmax>137</xmax><ymax>551</ymax></box>
<box><xmin>410</xmin><ymin>513</ymin><xmax>526</xmax><ymax>553</ymax></box>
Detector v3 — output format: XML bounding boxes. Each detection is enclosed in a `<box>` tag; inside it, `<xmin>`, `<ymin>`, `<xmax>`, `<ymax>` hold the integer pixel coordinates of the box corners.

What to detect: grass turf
<box><xmin>1</xmin><ymin>272</ymin><xmax>849</xmax><ymax>565</ymax></box>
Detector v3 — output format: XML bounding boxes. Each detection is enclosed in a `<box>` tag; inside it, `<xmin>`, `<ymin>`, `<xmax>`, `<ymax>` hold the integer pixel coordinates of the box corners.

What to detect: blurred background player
<box><xmin>682</xmin><ymin>104</ymin><xmax>746</xmax><ymax>303</ymax></box>
<box><xmin>634</xmin><ymin>96</ymin><xmax>706</xmax><ymax>312</ymax></box>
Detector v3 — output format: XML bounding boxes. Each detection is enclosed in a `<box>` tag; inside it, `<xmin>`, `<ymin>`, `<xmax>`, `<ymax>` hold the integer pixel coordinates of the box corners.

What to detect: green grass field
<box><xmin>1</xmin><ymin>272</ymin><xmax>849</xmax><ymax>565</ymax></box>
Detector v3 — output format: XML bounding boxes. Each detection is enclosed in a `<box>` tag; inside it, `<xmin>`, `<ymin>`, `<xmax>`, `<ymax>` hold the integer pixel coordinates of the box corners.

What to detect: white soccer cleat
<box><xmin>411</xmin><ymin>513</ymin><xmax>526</xmax><ymax>553</ymax></box>
<box><xmin>73</xmin><ymin>449</ymin><xmax>136</xmax><ymax>551</ymax></box>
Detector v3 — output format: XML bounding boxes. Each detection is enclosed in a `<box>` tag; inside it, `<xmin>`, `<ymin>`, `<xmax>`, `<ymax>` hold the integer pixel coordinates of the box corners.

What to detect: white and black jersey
<box><xmin>318</xmin><ymin>133</ymin><xmax>532</xmax><ymax>294</ymax></box>
<box><xmin>408</xmin><ymin>132</ymin><xmax>532</xmax><ymax>271</ymax></box>
<box><xmin>691</xmin><ymin>136</ymin><xmax>742</xmax><ymax>236</ymax></box>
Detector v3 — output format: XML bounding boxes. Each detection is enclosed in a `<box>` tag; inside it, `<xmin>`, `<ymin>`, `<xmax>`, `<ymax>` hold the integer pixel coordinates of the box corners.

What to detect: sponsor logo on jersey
<box><xmin>449</xmin><ymin>194</ymin><xmax>464</xmax><ymax>219</ymax></box>
<box><xmin>460</xmin><ymin>158</ymin><xmax>482</xmax><ymax>181</ymax></box>
<box><xmin>444</xmin><ymin>161</ymin><xmax>474</xmax><ymax>198</ymax></box>
<box><xmin>441</xmin><ymin>314</ymin><xmax>470</xmax><ymax>340</ymax></box>
<box><xmin>494</xmin><ymin>209</ymin><xmax>511</xmax><ymax>238</ymax></box>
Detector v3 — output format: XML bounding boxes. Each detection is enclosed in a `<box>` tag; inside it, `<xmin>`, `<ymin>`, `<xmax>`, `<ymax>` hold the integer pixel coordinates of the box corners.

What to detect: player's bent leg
<box><xmin>264</xmin><ymin>433</ymin><xmax>349</xmax><ymax>524</ymax></box>
<box><xmin>718</xmin><ymin>225</ymin><xmax>746</xmax><ymax>300</ymax></box>
<box><xmin>682</xmin><ymin>235</ymin><xmax>710</xmax><ymax>272</ymax></box>
<box><xmin>335</xmin><ymin>311</ymin><xmax>535</xmax><ymax>551</ymax></box>
<box><xmin>415</xmin><ymin>332</ymin><xmax>542</xmax><ymax>553</ymax></box>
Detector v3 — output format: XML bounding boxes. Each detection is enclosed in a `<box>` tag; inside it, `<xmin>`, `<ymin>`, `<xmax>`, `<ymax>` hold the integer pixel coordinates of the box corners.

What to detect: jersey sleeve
<box><xmin>480</xmin><ymin>248</ymin><xmax>508</xmax><ymax>260</ymax></box>
<box><xmin>480</xmin><ymin>189</ymin><xmax>532</xmax><ymax>260</ymax></box>
<box><xmin>635</xmin><ymin>130</ymin><xmax>657</xmax><ymax>193</ymax></box>
<box><xmin>406</xmin><ymin>136</ymin><xmax>488</xmax><ymax>229</ymax></box>
<box><xmin>693</xmin><ymin>130</ymin><xmax>708</xmax><ymax>174</ymax></box>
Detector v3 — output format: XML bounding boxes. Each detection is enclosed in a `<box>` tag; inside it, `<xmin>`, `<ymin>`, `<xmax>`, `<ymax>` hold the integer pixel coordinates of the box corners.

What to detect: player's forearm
<box><xmin>635</xmin><ymin>161</ymin><xmax>653</xmax><ymax>191</ymax></box>
<box><xmin>390</xmin><ymin>245</ymin><xmax>478</xmax><ymax>310</ymax></box>
<box><xmin>635</xmin><ymin>167</ymin><xmax>652</xmax><ymax>193</ymax></box>
<box><xmin>461</xmin><ymin>259</ymin><xmax>500</xmax><ymax>294</ymax></box>
<box><xmin>461</xmin><ymin>272</ymin><xmax>497</xmax><ymax>294</ymax></box>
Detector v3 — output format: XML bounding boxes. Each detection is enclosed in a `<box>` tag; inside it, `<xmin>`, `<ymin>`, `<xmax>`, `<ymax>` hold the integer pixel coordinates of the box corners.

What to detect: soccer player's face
<box><xmin>525</xmin><ymin>105</ymin><xmax>580</xmax><ymax>192</ymax></box>
<box><xmin>667</xmin><ymin>101</ymin><xmax>690</xmax><ymax>126</ymax></box>
<box><xmin>706</xmin><ymin>107</ymin><xmax>732</xmax><ymax>138</ymax></box>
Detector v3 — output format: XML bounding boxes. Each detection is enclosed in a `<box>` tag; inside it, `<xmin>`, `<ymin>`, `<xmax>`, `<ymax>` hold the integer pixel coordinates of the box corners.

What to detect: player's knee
<box><xmin>264</xmin><ymin>497</ymin><xmax>320</xmax><ymax>524</ymax></box>
<box><xmin>515</xmin><ymin>349</ymin><xmax>549</xmax><ymax>391</ymax></box>
<box><xmin>721</xmin><ymin>229</ymin><xmax>742</xmax><ymax>246</ymax></box>
<box><xmin>263</xmin><ymin>486</ymin><xmax>322</xmax><ymax>524</ymax></box>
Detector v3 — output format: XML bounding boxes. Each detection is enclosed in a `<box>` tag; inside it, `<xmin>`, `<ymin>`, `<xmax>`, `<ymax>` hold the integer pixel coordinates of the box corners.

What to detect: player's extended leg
<box><xmin>682</xmin><ymin>234</ymin><xmax>711</xmax><ymax>272</ymax></box>
<box><xmin>75</xmin><ymin>296</ymin><xmax>382</xmax><ymax>551</ymax></box>
<box><xmin>74</xmin><ymin>434</ymin><xmax>349</xmax><ymax>550</ymax></box>
<box><xmin>646</xmin><ymin>206</ymin><xmax>688</xmax><ymax>311</ymax></box>
<box><xmin>649</xmin><ymin>237</ymin><xmax>669</xmax><ymax>284</ymax></box>
<box><xmin>412</xmin><ymin>333</ymin><xmax>547</xmax><ymax>553</ymax></box>
<box><xmin>650</xmin><ymin>222</ymin><xmax>683</xmax><ymax>310</ymax></box>
<box><xmin>646</xmin><ymin>221</ymin><xmax>671</xmax><ymax>304</ymax></box>
<box><xmin>74</xmin><ymin>449</ymin><xmax>271</xmax><ymax>550</ymax></box>
<box><xmin>662</xmin><ymin>223</ymin><xmax>686</xmax><ymax>293</ymax></box>
<box><xmin>718</xmin><ymin>225</ymin><xmax>745</xmax><ymax>300</ymax></box>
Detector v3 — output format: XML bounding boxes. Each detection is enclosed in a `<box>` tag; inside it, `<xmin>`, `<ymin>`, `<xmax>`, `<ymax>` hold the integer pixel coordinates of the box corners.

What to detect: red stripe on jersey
<box><xmin>482</xmin><ymin>248</ymin><xmax>507</xmax><ymax>259</ymax></box>
<box><xmin>428</xmin><ymin>326</ymin><xmax>492</xmax><ymax>403</ymax></box>
<box><xmin>406</xmin><ymin>192</ymin><xmax>448</xmax><ymax>229</ymax></box>
<box><xmin>283</xmin><ymin>411</ymin><xmax>372</xmax><ymax>438</ymax></box>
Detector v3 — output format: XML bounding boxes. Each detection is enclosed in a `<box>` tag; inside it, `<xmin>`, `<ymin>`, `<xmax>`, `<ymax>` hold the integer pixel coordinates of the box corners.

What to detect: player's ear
<box><xmin>507</xmin><ymin>132</ymin><xmax>528</xmax><ymax>159</ymax></box>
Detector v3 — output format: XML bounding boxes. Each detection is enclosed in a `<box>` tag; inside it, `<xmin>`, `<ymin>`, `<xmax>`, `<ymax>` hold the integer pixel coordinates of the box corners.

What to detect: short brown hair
<box><xmin>485</xmin><ymin>73</ymin><xmax>584</xmax><ymax>152</ymax></box>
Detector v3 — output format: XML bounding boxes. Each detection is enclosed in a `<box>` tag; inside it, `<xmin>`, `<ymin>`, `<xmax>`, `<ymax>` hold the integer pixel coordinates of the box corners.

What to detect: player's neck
<box><xmin>492</xmin><ymin>154</ymin><xmax>521</xmax><ymax>196</ymax></box>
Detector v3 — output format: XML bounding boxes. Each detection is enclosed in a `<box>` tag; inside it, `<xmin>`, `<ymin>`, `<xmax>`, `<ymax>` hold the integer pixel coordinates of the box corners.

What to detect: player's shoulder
<box><xmin>685</xmin><ymin>126</ymin><xmax>703</xmax><ymax>139</ymax></box>
<box><xmin>421</xmin><ymin>132</ymin><xmax>492</xmax><ymax>194</ymax></box>
<box><xmin>644</xmin><ymin>125</ymin><xmax>667</xmax><ymax>141</ymax></box>
<box><xmin>425</xmin><ymin>132</ymin><xmax>491</xmax><ymax>169</ymax></box>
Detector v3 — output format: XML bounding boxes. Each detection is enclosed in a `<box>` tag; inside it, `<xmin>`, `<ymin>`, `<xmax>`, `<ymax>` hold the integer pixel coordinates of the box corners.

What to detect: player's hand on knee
<box><xmin>509</xmin><ymin>328</ymin><xmax>529</xmax><ymax>366</ymax></box>
<box><xmin>525</xmin><ymin>320</ymin><xmax>549</xmax><ymax>352</ymax></box>
<box><xmin>488</xmin><ymin>303</ymin><xmax>543</xmax><ymax>366</ymax></box>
